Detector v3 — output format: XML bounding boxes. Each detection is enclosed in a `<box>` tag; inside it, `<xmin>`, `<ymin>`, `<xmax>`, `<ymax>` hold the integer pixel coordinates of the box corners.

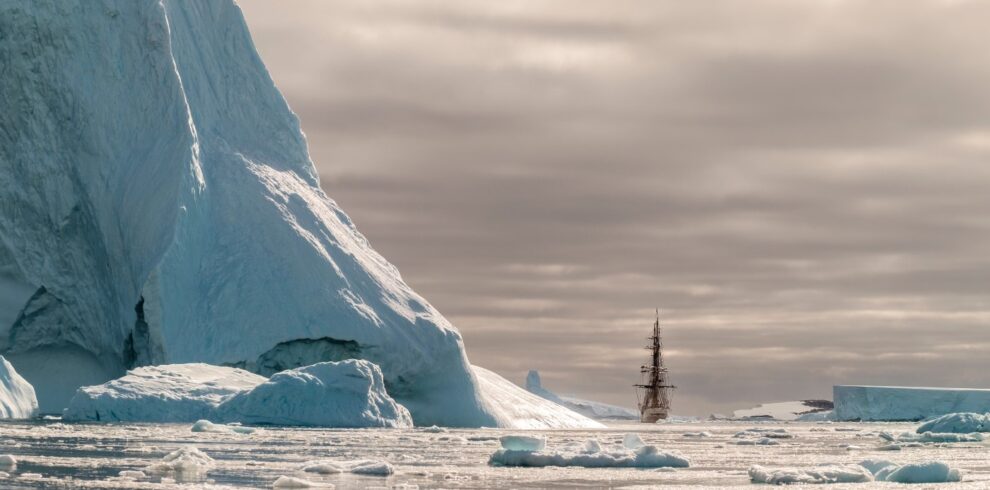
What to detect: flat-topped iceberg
<box><xmin>217</xmin><ymin>360</ymin><xmax>412</xmax><ymax>427</ymax></box>
<box><xmin>63</xmin><ymin>364</ymin><xmax>264</xmax><ymax>422</ymax></box>
<box><xmin>834</xmin><ymin>385</ymin><xmax>990</xmax><ymax>421</ymax></box>
<box><xmin>0</xmin><ymin>356</ymin><xmax>37</xmax><ymax>419</ymax></box>
<box><xmin>65</xmin><ymin>361</ymin><xmax>413</xmax><ymax>427</ymax></box>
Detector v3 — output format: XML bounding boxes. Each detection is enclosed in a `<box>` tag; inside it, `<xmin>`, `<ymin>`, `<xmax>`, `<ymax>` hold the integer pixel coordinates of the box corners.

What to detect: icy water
<box><xmin>0</xmin><ymin>419</ymin><xmax>987</xmax><ymax>489</ymax></box>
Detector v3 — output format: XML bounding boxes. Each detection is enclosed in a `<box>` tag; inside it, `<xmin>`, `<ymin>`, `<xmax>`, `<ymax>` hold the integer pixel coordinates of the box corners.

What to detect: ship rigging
<box><xmin>634</xmin><ymin>309</ymin><xmax>675</xmax><ymax>423</ymax></box>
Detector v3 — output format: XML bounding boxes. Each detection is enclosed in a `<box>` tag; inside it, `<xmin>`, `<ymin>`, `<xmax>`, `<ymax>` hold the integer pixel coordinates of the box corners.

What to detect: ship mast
<box><xmin>634</xmin><ymin>309</ymin><xmax>675</xmax><ymax>422</ymax></box>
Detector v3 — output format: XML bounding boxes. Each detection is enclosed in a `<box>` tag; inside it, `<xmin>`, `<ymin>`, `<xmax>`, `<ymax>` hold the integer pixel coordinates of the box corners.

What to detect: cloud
<box><xmin>237</xmin><ymin>0</ymin><xmax>990</xmax><ymax>414</ymax></box>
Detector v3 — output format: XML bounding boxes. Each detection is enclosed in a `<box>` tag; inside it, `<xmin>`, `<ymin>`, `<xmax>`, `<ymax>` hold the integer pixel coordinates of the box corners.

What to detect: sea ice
<box><xmin>191</xmin><ymin>419</ymin><xmax>257</xmax><ymax>434</ymax></box>
<box><xmin>490</xmin><ymin>437</ymin><xmax>689</xmax><ymax>469</ymax></box>
<box><xmin>499</xmin><ymin>435</ymin><xmax>546</xmax><ymax>451</ymax></box>
<box><xmin>143</xmin><ymin>447</ymin><xmax>214</xmax><ymax>477</ymax></box>
<box><xmin>0</xmin><ymin>357</ymin><xmax>37</xmax><ymax>419</ymax></box>
<box><xmin>748</xmin><ymin>464</ymin><xmax>873</xmax><ymax>484</ymax></box>
<box><xmin>300</xmin><ymin>460</ymin><xmax>393</xmax><ymax>476</ymax></box>
<box><xmin>915</xmin><ymin>412</ymin><xmax>989</xmax><ymax>434</ymax></box>
<box><xmin>272</xmin><ymin>475</ymin><xmax>331</xmax><ymax>488</ymax></box>
<box><xmin>217</xmin><ymin>360</ymin><xmax>412</xmax><ymax>428</ymax></box>
<box><xmin>881</xmin><ymin>461</ymin><xmax>962</xmax><ymax>483</ymax></box>
<box><xmin>0</xmin><ymin>454</ymin><xmax>16</xmax><ymax>471</ymax></box>
<box><xmin>623</xmin><ymin>433</ymin><xmax>645</xmax><ymax>449</ymax></box>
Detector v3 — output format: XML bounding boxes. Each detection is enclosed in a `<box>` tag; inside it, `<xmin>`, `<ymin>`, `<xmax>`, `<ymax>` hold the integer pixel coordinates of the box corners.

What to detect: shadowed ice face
<box><xmin>238</xmin><ymin>0</ymin><xmax>990</xmax><ymax>415</ymax></box>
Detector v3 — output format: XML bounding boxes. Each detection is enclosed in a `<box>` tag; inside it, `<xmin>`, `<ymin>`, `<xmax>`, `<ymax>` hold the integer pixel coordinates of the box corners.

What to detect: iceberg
<box><xmin>65</xmin><ymin>361</ymin><xmax>412</xmax><ymax>427</ymax></box>
<box><xmin>0</xmin><ymin>356</ymin><xmax>37</xmax><ymax>419</ymax></box>
<box><xmin>62</xmin><ymin>364</ymin><xmax>265</xmax><ymax>423</ymax></box>
<box><xmin>833</xmin><ymin>385</ymin><xmax>990</xmax><ymax>421</ymax></box>
<box><xmin>217</xmin><ymin>360</ymin><xmax>413</xmax><ymax>428</ymax></box>
<box><xmin>0</xmin><ymin>0</ymin><xmax>595</xmax><ymax>429</ymax></box>
<box><xmin>915</xmin><ymin>412</ymin><xmax>990</xmax><ymax>434</ymax></box>
<box><xmin>525</xmin><ymin>370</ymin><xmax>638</xmax><ymax>420</ymax></box>
<box><xmin>489</xmin><ymin>436</ymin><xmax>689</xmax><ymax>469</ymax></box>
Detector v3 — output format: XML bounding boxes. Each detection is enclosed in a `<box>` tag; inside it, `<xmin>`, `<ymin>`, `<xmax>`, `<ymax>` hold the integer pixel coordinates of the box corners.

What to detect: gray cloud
<box><xmin>237</xmin><ymin>0</ymin><xmax>990</xmax><ymax>415</ymax></box>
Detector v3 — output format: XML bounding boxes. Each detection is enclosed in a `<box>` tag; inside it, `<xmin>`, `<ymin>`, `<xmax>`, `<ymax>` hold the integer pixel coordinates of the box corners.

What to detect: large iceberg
<box><xmin>525</xmin><ymin>370</ymin><xmax>638</xmax><ymax>420</ymax></box>
<box><xmin>0</xmin><ymin>0</ymin><xmax>592</xmax><ymax>428</ymax></box>
<box><xmin>834</xmin><ymin>385</ymin><xmax>990</xmax><ymax>421</ymax></box>
<box><xmin>0</xmin><ymin>356</ymin><xmax>37</xmax><ymax>419</ymax></box>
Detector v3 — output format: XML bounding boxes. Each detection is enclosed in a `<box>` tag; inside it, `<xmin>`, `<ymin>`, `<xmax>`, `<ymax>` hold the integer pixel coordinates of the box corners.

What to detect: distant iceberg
<box><xmin>834</xmin><ymin>385</ymin><xmax>990</xmax><ymax>421</ymax></box>
<box><xmin>525</xmin><ymin>370</ymin><xmax>638</xmax><ymax>420</ymax></box>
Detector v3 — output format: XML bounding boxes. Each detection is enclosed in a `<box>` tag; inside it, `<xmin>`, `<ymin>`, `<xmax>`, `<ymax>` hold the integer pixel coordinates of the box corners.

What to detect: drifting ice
<box><xmin>915</xmin><ymin>412</ymin><xmax>990</xmax><ymax>434</ymax></box>
<box><xmin>750</xmin><ymin>459</ymin><xmax>963</xmax><ymax>485</ymax></box>
<box><xmin>0</xmin><ymin>0</ymin><xmax>597</xmax><ymax>429</ymax></box>
<box><xmin>489</xmin><ymin>434</ymin><xmax>689</xmax><ymax>469</ymax></box>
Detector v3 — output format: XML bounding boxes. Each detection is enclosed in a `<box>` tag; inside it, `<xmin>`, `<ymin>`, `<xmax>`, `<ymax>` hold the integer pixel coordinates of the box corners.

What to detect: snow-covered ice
<box><xmin>0</xmin><ymin>356</ymin><xmax>37</xmax><ymax>419</ymax></box>
<box><xmin>273</xmin><ymin>475</ymin><xmax>330</xmax><ymax>488</ymax></box>
<box><xmin>916</xmin><ymin>412</ymin><xmax>990</xmax><ymax>434</ymax></box>
<box><xmin>190</xmin><ymin>419</ymin><xmax>257</xmax><ymax>434</ymax></box>
<box><xmin>217</xmin><ymin>360</ymin><xmax>413</xmax><ymax>428</ymax></box>
<box><xmin>834</xmin><ymin>385</ymin><xmax>990</xmax><ymax>421</ymax></box>
<box><xmin>63</xmin><ymin>364</ymin><xmax>265</xmax><ymax>422</ymax></box>
<box><xmin>525</xmin><ymin>370</ymin><xmax>638</xmax><ymax>420</ymax></box>
<box><xmin>143</xmin><ymin>447</ymin><xmax>215</xmax><ymax>477</ymax></box>
<box><xmin>748</xmin><ymin>464</ymin><xmax>873</xmax><ymax>484</ymax></box>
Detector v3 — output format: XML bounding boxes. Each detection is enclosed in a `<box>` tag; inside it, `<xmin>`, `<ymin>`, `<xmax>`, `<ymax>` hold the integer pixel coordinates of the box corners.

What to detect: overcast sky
<box><xmin>237</xmin><ymin>0</ymin><xmax>990</xmax><ymax>415</ymax></box>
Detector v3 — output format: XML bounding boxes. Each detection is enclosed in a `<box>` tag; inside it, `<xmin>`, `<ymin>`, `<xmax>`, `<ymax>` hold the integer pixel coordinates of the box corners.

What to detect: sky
<box><xmin>236</xmin><ymin>0</ymin><xmax>990</xmax><ymax>416</ymax></box>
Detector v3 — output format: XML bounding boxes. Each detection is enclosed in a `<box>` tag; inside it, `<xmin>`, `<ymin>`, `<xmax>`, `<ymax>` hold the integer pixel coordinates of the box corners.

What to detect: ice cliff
<box><xmin>0</xmin><ymin>0</ymin><xmax>596</xmax><ymax>428</ymax></box>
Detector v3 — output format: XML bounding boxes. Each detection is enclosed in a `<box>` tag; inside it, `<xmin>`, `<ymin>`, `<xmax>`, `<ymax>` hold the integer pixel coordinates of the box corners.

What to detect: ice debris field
<box><xmin>0</xmin><ymin>419</ymin><xmax>983</xmax><ymax>488</ymax></box>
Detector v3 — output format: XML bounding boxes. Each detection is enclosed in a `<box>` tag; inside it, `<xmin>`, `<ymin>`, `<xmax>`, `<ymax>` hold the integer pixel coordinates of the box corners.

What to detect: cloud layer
<box><xmin>238</xmin><ymin>0</ymin><xmax>990</xmax><ymax>414</ymax></box>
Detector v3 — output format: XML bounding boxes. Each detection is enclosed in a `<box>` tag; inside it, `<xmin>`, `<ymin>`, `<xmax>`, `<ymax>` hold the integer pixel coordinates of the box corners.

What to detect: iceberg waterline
<box><xmin>0</xmin><ymin>0</ymin><xmax>596</xmax><ymax>428</ymax></box>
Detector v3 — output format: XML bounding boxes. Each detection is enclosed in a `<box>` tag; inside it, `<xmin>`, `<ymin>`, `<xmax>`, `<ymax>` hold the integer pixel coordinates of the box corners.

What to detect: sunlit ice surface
<box><xmin>0</xmin><ymin>420</ymin><xmax>988</xmax><ymax>488</ymax></box>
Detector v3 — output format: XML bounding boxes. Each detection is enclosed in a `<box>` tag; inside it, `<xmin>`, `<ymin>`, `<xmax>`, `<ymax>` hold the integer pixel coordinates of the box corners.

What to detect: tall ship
<box><xmin>634</xmin><ymin>310</ymin><xmax>675</xmax><ymax>423</ymax></box>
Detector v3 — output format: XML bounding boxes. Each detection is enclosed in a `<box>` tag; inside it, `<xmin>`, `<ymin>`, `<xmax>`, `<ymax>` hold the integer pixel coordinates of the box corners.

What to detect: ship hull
<box><xmin>640</xmin><ymin>407</ymin><xmax>668</xmax><ymax>423</ymax></box>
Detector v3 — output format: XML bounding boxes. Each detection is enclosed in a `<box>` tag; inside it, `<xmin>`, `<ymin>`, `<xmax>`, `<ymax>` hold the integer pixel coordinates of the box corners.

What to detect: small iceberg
<box><xmin>489</xmin><ymin>434</ymin><xmax>688</xmax><ymax>469</ymax></box>
<box><xmin>916</xmin><ymin>412</ymin><xmax>989</xmax><ymax>434</ymax></box>
<box><xmin>0</xmin><ymin>356</ymin><xmax>38</xmax><ymax>419</ymax></box>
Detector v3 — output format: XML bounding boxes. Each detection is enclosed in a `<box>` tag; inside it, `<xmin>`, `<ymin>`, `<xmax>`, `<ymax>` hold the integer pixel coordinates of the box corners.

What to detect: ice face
<box><xmin>834</xmin><ymin>385</ymin><xmax>990</xmax><ymax>421</ymax></box>
<box><xmin>0</xmin><ymin>0</ymin><xmax>598</xmax><ymax>429</ymax></box>
<box><xmin>0</xmin><ymin>356</ymin><xmax>37</xmax><ymax>419</ymax></box>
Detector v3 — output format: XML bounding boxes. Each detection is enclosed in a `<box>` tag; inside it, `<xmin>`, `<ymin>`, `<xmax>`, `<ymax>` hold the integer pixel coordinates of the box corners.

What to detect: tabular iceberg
<box><xmin>0</xmin><ymin>0</ymin><xmax>594</xmax><ymax>428</ymax></box>
<box><xmin>834</xmin><ymin>385</ymin><xmax>990</xmax><ymax>421</ymax></box>
<box><xmin>0</xmin><ymin>355</ymin><xmax>38</xmax><ymax>419</ymax></box>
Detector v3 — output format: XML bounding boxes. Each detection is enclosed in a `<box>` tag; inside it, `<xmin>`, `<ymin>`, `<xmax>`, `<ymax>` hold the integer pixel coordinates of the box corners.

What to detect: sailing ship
<box><xmin>634</xmin><ymin>309</ymin><xmax>675</xmax><ymax>423</ymax></box>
